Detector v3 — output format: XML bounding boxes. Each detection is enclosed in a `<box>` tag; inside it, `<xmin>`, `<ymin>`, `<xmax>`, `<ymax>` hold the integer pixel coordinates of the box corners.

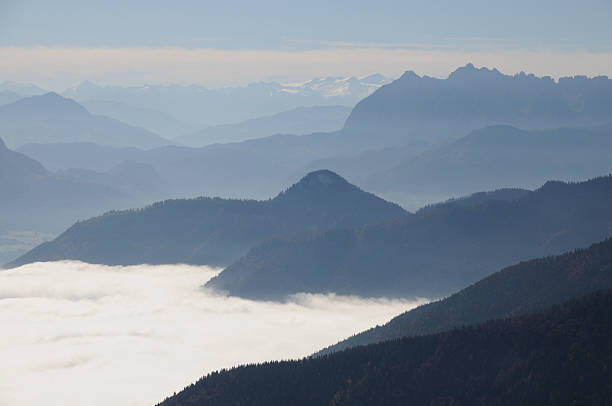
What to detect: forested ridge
<box><xmin>6</xmin><ymin>170</ymin><xmax>406</xmax><ymax>268</ymax></box>
<box><xmin>208</xmin><ymin>175</ymin><xmax>612</xmax><ymax>299</ymax></box>
<box><xmin>158</xmin><ymin>289</ymin><xmax>612</xmax><ymax>406</ymax></box>
<box><xmin>319</xmin><ymin>236</ymin><xmax>612</xmax><ymax>355</ymax></box>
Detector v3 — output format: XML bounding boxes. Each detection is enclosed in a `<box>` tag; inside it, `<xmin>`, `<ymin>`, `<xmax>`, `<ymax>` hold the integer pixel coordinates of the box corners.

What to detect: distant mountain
<box><xmin>0</xmin><ymin>137</ymin><xmax>129</xmax><ymax>232</ymax></box>
<box><xmin>6</xmin><ymin>170</ymin><xmax>407</xmax><ymax>268</ymax></box>
<box><xmin>17</xmin><ymin>142</ymin><xmax>149</xmax><ymax>172</ymax></box>
<box><xmin>344</xmin><ymin>64</ymin><xmax>612</xmax><ymax>147</ymax></box>
<box><xmin>0</xmin><ymin>93</ymin><xmax>173</xmax><ymax>149</ymax></box>
<box><xmin>319</xmin><ymin>237</ymin><xmax>612</xmax><ymax>355</ymax></box>
<box><xmin>0</xmin><ymin>90</ymin><xmax>23</xmax><ymax>106</ymax></box>
<box><xmin>176</xmin><ymin>106</ymin><xmax>352</xmax><ymax>147</ymax></box>
<box><xmin>207</xmin><ymin>176</ymin><xmax>612</xmax><ymax>300</ymax></box>
<box><xmin>365</xmin><ymin>123</ymin><xmax>612</xmax><ymax>207</ymax></box>
<box><xmin>0</xmin><ymin>80</ymin><xmax>47</xmax><ymax>96</ymax></box>
<box><xmin>81</xmin><ymin>99</ymin><xmax>196</xmax><ymax>139</ymax></box>
<box><xmin>63</xmin><ymin>75</ymin><xmax>390</xmax><ymax>127</ymax></box>
<box><xmin>158</xmin><ymin>289</ymin><xmax>612</xmax><ymax>406</ymax></box>
<box><xmin>58</xmin><ymin>160</ymin><xmax>165</xmax><ymax>200</ymax></box>
<box><xmin>17</xmin><ymin>131</ymin><xmax>351</xmax><ymax>201</ymax></box>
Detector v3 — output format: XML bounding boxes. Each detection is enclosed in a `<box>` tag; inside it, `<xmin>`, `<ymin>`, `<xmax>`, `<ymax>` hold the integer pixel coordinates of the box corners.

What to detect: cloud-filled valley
<box><xmin>0</xmin><ymin>261</ymin><xmax>425</xmax><ymax>406</ymax></box>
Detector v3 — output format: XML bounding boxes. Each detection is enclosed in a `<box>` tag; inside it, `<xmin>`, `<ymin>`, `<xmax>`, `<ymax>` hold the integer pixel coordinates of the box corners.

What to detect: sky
<box><xmin>0</xmin><ymin>1</ymin><xmax>611</xmax><ymax>88</ymax></box>
<box><xmin>0</xmin><ymin>261</ymin><xmax>426</xmax><ymax>406</ymax></box>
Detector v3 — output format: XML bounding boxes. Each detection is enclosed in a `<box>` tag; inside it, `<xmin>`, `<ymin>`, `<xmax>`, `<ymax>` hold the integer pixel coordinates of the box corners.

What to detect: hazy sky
<box><xmin>0</xmin><ymin>0</ymin><xmax>611</xmax><ymax>88</ymax></box>
<box><xmin>0</xmin><ymin>261</ymin><xmax>425</xmax><ymax>406</ymax></box>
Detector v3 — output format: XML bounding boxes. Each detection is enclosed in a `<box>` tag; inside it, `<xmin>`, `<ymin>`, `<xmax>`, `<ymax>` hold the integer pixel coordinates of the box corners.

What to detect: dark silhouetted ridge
<box><xmin>6</xmin><ymin>170</ymin><xmax>407</xmax><ymax>268</ymax></box>
<box><xmin>318</xmin><ymin>237</ymin><xmax>612</xmax><ymax>355</ymax></box>
<box><xmin>208</xmin><ymin>175</ymin><xmax>612</xmax><ymax>300</ymax></box>
<box><xmin>157</xmin><ymin>289</ymin><xmax>612</xmax><ymax>406</ymax></box>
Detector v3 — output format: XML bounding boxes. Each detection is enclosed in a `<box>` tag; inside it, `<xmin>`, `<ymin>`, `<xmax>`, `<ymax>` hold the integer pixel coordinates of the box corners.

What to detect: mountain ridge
<box><xmin>318</xmin><ymin>236</ymin><xmax>612</xmax><ymax>355</ymax></box>
<box><xmin>6</xmin><ymin>170</ymin><xmax>407</xmax><ymax>268</ymax></box>
<box><xmin>207</xmin><ymin>175</ymin><xmax>612</xmax><ymax>300</ymax></box>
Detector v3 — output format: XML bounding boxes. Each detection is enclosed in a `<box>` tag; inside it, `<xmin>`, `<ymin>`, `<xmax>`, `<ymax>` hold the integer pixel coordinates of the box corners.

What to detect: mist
<box><xmin>0</xmin><ymin>261</ymin><xmax>425</xmax><ymax>406</ymax></box>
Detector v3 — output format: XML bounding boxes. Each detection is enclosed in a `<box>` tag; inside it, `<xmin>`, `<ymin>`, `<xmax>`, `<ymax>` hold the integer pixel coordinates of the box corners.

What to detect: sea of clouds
<box><xmin>0</xmin><ymin>261</ymin><xmax>426</xmax><ymax>406</ymax></box>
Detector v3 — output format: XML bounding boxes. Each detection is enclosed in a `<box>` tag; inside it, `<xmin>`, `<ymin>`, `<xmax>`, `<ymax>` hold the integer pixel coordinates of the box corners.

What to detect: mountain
<box><xmin>81</xmin><ymin>99</ymin><xmax>196</xmax><ymax>139</ymax></box>
<box><xmin>63</xmin><ymin>75</ymin><xmax>390</xmax><ymax>127</ymax></box>
<box><xmin>207</xmin><ymin>176</ymin><xmax>612</xmax><ymax>300</ymax></box>
<box><xmin>17</xmin><ymin>142</ymin><xmax>148</xmax><ymax>172</ymax></box>
<box><xmin>363</xmin><ymin>123</ymin><xmax>612</xmax><ymax>207</ymax></box>
<box><xmin>158</xmin><ymin>289</ymin><xmax>612</xmax><ymax>406</ymax></box>
<box><xmin>6</xmin><ymin>170</ymin><xmax>407</xmax><ymax>268</ymax></box>
<box><xmin>344</xmin><ymin>64</ymin><xmax>612</xmax><ymax>147</ymax></box>
<box><xmin>176</xmin><ymin>105</ymin><xmax>352</xmax><ymax>147</ymax></box>
<box><xmin>319</xmin><ymin>237</ymin><xmax>612</xmax><ymax>355</ymax></box>
<box><xmin>0</xmin><ymin>90</ymin><xmax>23</xmax><ymax>106</ymax></box>
<box><xmin>0</xmin><ymin>80</ymin><xmax>47</xmax><ymax>96</ymax></box>
<box><xmin>0</xmin><ymin>93</ymin><xmax>173</xmax><ymax>149</ymax></box>
<box><xmin>17</xmin><ymin>131</ymin><xmax>351</xmax><ymax>201</ymax></box>
<box><xmin>0</xmin><ymin>137</ymin><xmax>130</xmax><ymax>233</ymax></box>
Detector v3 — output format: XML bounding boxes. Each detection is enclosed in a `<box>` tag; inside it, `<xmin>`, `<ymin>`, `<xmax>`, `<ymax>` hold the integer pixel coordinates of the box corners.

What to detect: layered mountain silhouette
<box><xmin>176</xmin><ymin>105</ymin><xmax>352</xmax><ymax>147</ymax></box>
<box><xmin>345</xmin><ymin>63</ymin><xmax>612</xmax><ymax>147</ymax></box>
<box><xmin>364</xmin><ymin>123</ymin><xmax>612</xmax><ymax>205</ymax></box>
<box><xmin>16</xmin><ymin>67</ymin><xmax>612</xmax><ymax>208</ymax></box>
<box><xmin>207</xmin><ymin>176</ymin><xmax>612</xmax><ymax>299</ymax></box>
<box><xmin>0</xmin><ymin>137</ymin><xmax>129</xmax><ymax>232</ymax></box>
<box><xmin>63</xmin><ymin>76</ymin><xmax>388</xmax><ymax>127</ymax></box>
<box><xmin>0</xmin><ymin>92</ymin><xmax>172</xmax><ymax>149</ymax></box>
<box><xmin>319</xmin><ymin>237</ymin><xmax>612</xmax><ymax>355</ymax></box>
<box><xmin>0</xmin><ymin>90</ymin><xmax>23</xmax><ymax>106</ymax></box>
<box><xmin>158</xmin><ymin>289</ymin><xmax>612</xmax><ymax>406</ymax></box>
<box><xmin>81</xmin><ymin>99</ymin><xmax>196</xmax><ymax>139</ymax></box>
<box><xmin>6</xmin><ymin>170</ymin><xmax>406</xmax><ymax>268</ymax></box>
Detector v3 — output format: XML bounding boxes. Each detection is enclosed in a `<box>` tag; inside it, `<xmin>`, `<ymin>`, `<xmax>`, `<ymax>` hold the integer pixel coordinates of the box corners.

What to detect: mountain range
<box><xmin>5</xmin><ymin>170</ymin><xmax>406</xmax><ymax>268</ymax></box>
<box><xmin>0</xmin><ymin>92</ymin><xmax>172</xmax><ymax>149</ymax></box>
<box><xmin>344</xmin><ymin>64</ymin><xmax>612</xmax><ymax>147</ymax></box>
<box><xmin>319</xmin><ymin>236</ymin><xmax>612</xmax><ymax>355</ymax></box>
<box><xmin>176</xmin><ymin>105</ymin><xmax>352</xmax><ymax>147</ymax></box>
<box><xmin>0</xmin><ymin>136</ymin><xmax>133</xmax><ymax>232</ymax></box>
<box><xmin>158</xmin><ymin>289</ymin><xmax>612</xmax><ymax>406</ymax></box>
<box><xmin>12</xmin><ymin>66</ymin><xmax>612</xmax><ymax>211</ymax></box>
<box><xmin>63</xmin><ymin>75</ymin><xmax>390</xmax><ymax>127</ymax></box>
<box><xmin>207</xmin><ymin>175</ymin><xmax>612</xmax><ymax>300</ymax></box>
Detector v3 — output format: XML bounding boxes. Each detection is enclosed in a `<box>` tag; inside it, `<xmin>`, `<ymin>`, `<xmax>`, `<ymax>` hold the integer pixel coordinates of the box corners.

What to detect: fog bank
<box><xmin>0</xmin><ymin>262</ymin><xmax>425</xmax><ymax>406</ymax></box>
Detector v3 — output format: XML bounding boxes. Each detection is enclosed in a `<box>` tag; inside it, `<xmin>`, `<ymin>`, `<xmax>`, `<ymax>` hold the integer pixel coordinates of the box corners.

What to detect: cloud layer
<box><xmin>0</xmin><ymin>261</ymin><xmax>425</xmax><ymax>406</ymax></box>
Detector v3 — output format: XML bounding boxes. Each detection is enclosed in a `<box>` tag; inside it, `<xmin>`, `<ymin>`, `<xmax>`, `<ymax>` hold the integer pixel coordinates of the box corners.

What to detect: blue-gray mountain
<box><xmin>0</xmin><ymin>92</ymin><xmax>172</xmax><ymax>149</ymax></box>
<box><xmin>16</xmin><ymin>66</ymin><xmax>612</xmax><ymax>207</ymax></box>
<box><xmin>176</xmin><ymin>105</ymin><xmax>352</xmax><ymax>147</ymax></box>
<box><xmin>207</xmin><ymin>175</ymin><xmax>612</xmax><ymax>300</ymax></box>
<box><xmin>5</xmin><ymin>170</ymin><xmax>407</xmax><ymax>268</ymax></box>
<box><xmin>0</xmin><ymin>137</ymin><xmax>126</xmax><ymax>232</ymax></box>
<box><xmin>345</xmin><ymin>63</ymin><xmax>612</xmax><ymax>147</ymax></box>
<box><xmin>318</xmin><ymin>237</ymin><xmax>612</xmax><ymax>355</ymax></box>
<box><xmin>63</xmin><ymin>75</ymin><xmax>389</xmax><ymax>127</ymax></box>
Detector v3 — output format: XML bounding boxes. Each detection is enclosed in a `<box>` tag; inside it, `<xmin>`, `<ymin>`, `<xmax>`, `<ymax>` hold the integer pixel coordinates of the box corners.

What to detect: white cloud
<box><xmin>0</xmin><ymin>261</ymin><xmax>425</xmax><ymax>406</ymax></box>
<box><xmin>0</xmin><ymin>46</ymin><xmax>611</xmax><ymax>90</ymax></box>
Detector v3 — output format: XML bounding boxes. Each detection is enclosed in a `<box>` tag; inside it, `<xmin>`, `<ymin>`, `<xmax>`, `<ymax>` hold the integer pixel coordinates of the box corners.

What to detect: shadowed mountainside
<box><xmin>0</xmin><ymin>92</ymin><xmax>172</xmax><ymax>149</ymax></box>
<box><xmin>6</xmin><ymin>170</ymin><xmax>407</xmax><ymax>268</ymax></box>
<box><xmin>207</xmin><ymin>176</ymin><xmax>612</xmax><ymax>300</ymax></box>
<box><xmin>319</xmin><ymin>237</ymin><xmax>612</xmax><ymax>355</ymax></box>
<box><xmin>158</xmin><ymin>289</ymin><xmax>612</xmax><ymax>406</ymax></box>
<box><xmin>176</xmin><ymin>105</ymin><xmax>352</xmax><ymax>147</ymax></box>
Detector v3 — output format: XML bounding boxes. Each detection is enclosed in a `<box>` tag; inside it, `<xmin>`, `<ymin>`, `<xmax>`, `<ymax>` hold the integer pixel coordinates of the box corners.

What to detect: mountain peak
<box><xmin>398</xmin><ymin>70</ymin><xmax>422</xmax><ymax>82</ymax></box>
<box><xmin>292</xmin><ymin>169</ymin><xmax>349</xmax><ymax>189</ymax></box>
<box><xmin>448</xmin><ymin>63</ymin><xmax>503</xmax><ymax>81</ymax></box>
<box><xmin>274</xmin><ymin>170</ymin><xmax>364</xmax><ymax>202</ymax></box>
<box><xmin>1</xmin><ymin>92</ymin><xmax>89</xmax><ymax>116</ymax></box>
